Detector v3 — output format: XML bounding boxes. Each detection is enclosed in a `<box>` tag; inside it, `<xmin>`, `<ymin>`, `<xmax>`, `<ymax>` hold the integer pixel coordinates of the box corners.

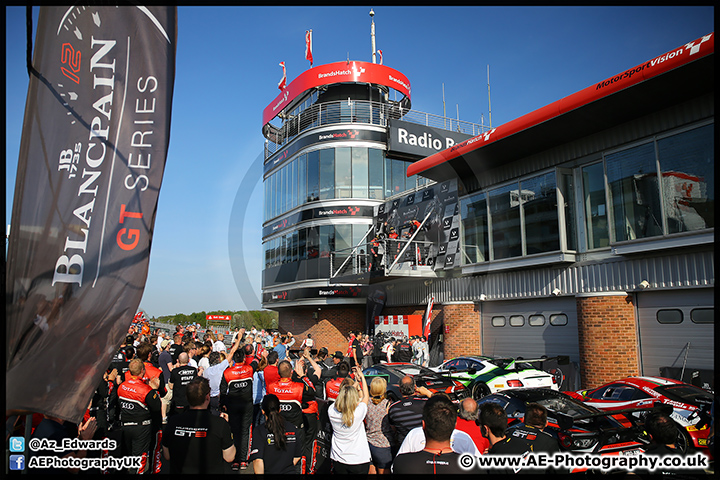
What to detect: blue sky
<box><xmin>5</xmin><ymin>6</ymin><xmax>714</xmax><ymax>317</ymax></box>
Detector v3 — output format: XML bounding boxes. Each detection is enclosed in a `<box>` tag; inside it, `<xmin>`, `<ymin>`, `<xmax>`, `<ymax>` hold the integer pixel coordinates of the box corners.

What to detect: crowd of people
<box><xmin>17</xmin><ymin>323</ymin><xmax>711</xmax><ymax>476</ymax></box>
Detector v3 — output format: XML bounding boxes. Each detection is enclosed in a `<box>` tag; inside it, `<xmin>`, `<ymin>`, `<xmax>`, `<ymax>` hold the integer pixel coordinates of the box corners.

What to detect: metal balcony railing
<box><xmin>330</xmin><ymin>238</ymin><xmax>437</xmax><ymax>278</ymax></box>
<box><xmin>264</xmin><ymin>99</ymin><xmax>488</xmax><ymax>159</ymax></box>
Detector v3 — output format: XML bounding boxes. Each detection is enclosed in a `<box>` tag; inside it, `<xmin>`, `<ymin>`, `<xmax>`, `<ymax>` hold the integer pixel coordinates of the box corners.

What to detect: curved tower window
<box><xmin>335</xmin><ymin>147</ymin><xmax>352</xmax><ymax>198</ymax></box>
<box><xmin>319</xmin><ymin>149</ymin><xmax>335</xmax><ymax>200</ymax></box>
<box><xmin>352</xmin><ymin>147</ymin><xmax>369</xmax><ymax>198</ymax></box>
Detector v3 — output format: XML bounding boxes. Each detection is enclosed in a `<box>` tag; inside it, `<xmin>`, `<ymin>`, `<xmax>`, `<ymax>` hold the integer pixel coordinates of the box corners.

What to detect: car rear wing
<box><xmin>554</xmin><ymin>402</ymin><xmax>672</xmax><ymax>430</ymax></box>
<box><xmin>494</xmin><ymin>355</ymin><xmax>570</xmax><ymax>369</ymax></box>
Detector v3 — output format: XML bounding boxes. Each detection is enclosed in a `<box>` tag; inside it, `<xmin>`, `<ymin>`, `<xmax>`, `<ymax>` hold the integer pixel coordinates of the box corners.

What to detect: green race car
<box><xmin>432</xmin><ymin>355</ymin><xmax>568</xmax><ymax>400</ymax></box>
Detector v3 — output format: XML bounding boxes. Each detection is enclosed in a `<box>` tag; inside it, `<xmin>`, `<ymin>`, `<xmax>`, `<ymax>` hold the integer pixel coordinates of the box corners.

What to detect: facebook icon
<box><xmin>9</xmin><ymin>454</ymin><xmax>25</xmax><ymax>471</ymax></box>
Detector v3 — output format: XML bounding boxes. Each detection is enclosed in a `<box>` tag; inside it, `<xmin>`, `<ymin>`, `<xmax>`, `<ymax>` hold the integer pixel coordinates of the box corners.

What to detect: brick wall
<box><xmin>577</xmin><ymin>295</ymin><xmax>640</xmax><ymax>389</ymax></box>
<box><xmin>277</xmin><ymin>302</ymin><xmax>483</xmax><ymax>362</ymax></box>
<box><xmin>278</xmin><ymin>306</ymin><xmax>365</xmax><ymax>354</ymax></box>
<box><xmin>441</xmin><ymin>303</ymin><xmax>482</xmax><ymax>359</ymax></box>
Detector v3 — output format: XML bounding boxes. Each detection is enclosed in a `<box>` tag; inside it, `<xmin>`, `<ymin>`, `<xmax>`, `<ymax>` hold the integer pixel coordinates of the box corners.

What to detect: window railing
<box><xmin>264</xmin><ymin>99</ymin><xmax>488</xmax><ymax>159</ymax></box>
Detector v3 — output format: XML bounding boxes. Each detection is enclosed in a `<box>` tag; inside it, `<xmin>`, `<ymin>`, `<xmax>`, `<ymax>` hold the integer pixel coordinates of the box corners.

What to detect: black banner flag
<box><xmin>6</xmin><ymin>6</ymin><xmax>177</xmax><ymax>423</ymax></box>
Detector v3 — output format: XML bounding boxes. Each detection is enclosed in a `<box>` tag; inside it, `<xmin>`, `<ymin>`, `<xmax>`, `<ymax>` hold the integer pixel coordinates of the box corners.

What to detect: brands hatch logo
<box><xmin>685</xmin><ymin>34</ymin><xmax>712</xmax><ymax>55</ymax></box>
<box><xmin>274</xmin><ymin>149</ymin><xmax>289</xmax><ymax>165</ymax></box>
<box><xmin>273</xmin><ymin>90</ymin><xmax>290</xmax><ymax>112</ymax></box>
<box><xmin>319</xmin><ymin>287</ymin><xmax>360</xmax><ymax>296</ymax></box>
<box><xmin>352</xmin><ymin>64</ymin><xmax>366</xmax><ymax>80</ymax></box>
<box><xmin>271</xmin><ymin>291</ymin><xmax>288</xmax><ymax>300</ymax></box>
<box><xmin>318</xmin><ymin>130</ymin><xmax>360</xmax><ymax>141</ymax></box>
<box><xmin>272</xmin><ymin>218</ymin><xmax>288</xmax><ymax>231</ymax></box>
<box><xmin>318</xmin><ymin>206</ymin><xmax>361</xmax><ymax>216</ymax></box>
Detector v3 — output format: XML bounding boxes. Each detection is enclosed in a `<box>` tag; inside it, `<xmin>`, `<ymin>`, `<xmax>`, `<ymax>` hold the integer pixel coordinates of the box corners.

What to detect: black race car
<box><xmin>476</xmin><ymin>388</ymin><xmax>662</xmax><ymax>473</ymax></box>
<box><xmin>363</xmin><ymin>362</ymin><xmax>469</xmax><ymax>403</ymax></box>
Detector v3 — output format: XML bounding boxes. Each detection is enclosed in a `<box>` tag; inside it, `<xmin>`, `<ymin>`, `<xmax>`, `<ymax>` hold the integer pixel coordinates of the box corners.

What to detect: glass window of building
<box><xmin>279</xmin><ymin>235</ymin><xmax>286</xmax><ymax>265</ymax></box>
<box><xmin>353</xmin><ymin>224</ymin><xmax>370</xmax><ymax>253</ymax></box>
<box><xmin>489</xmin><ymin>183</ymin><xmax>522</xmax><ymax>260</ymax></box>
<box><xmin>549</xmin><ymin>314</ymin><xmax>567</xmax><ymax>326</ymax></box>
<box><xmin>307</xmin><ymin>150</ymin><xmax>320</xmax><ymax>202</ymax></box>
<box><xmin>298</xmin><ymin>228</ymin><xmax>306</xmax><ymax>260</ymax></box>
<box><xmin>491</xmin><ymin>316</ymin><xmax>506</xmax><ymax>327</ymax></box>
<box><xmin>391</xmin><ymin>158</ymin><xmax>405</xmax><ymax>196</ymax></box>
<box><xmin>264</xmin><ymin>177</ymin><xmax>269</xmax><ymax>221</ymax></box>
<box><xmin>407</xmin><ymin>173</ymin><xmax>417</xmax><ymax>192</ymax></box>
<box><xmin>461</xmin><ymin>192</ymin><xmax>488</xmax><ymax>264</ymax></box>
<box><xmin>657</xmin><ymin>124</ymin><xmax>714</xmax><ymax>234</ymax></box>
<box><xmin>582</xmin><ymin>162</ymin><xmax>609</xmax><ymax>249</ymax></box>
<box><xmin>297</xmin><ymin>154</ymin><xmax>307</xmax><ymax>207</ymax></box>
<box><xmin>690</xmin><ymin>308</ymin><xmax>713</xmax><ymax>324</ymax></box>
<box><xmin>290</xmin><ymin>160</ymin><xmax>297</xmax><ymax>211</ymax></box>
<box><xmin>307</xmin><ymin>226</ymin><xmax>319</xmax><ymax>260</ymax></box>
<box><xmin>656</xmin><ymin>309</ymin><xmax>683</xmax><ymax>324</ymax></box>
<box><xmin>319</xmin><ymin>225</ymin><xmax>334</xmax><ymax>257</ymax></box>
<box><xmin>335</xmin><ymin>147</ymin><xmax>352</xmax><ymax>198</ymax></box>
<box><xmin>319</xmin><ymin>149</ymin><xmax>335</xmax><ymax>200</ymax></box>
<box><xmin>280</xmin><ymin>167</ymin><xmax>287</xmax><ymax>217</ymax></box>
<box><xmin>384</xmin><ymin>156</ymin><xmax>393</xmax><ymax>198</ymax></box>
<box><xmin>560</xmin><ymin>172</ymin><xmax>577</xmax><ymax>251</ymax></box>
<box><xmin>271</xmin><ymin>172</ymin><xmax>278</xmax><ymax>218</ymax></box>
<box><xmin>368</xmin><ymin>149</ymin><xmax>384</xmax><ymax>199</ymax></box>
<box><xmin>335</xmin><ymin>224</ymin><xmax>352</xmax><ymax>260</ymax></box>
<box><xmin>522</xmin><ymin>172</ymin><xmax>559</xmax><ymax>255</ymax></box>
<box><xmin>352</xmin><ymin>147</ymin><xmax>369</xmax><ymax>198</ymax></box>
<box><xmin>509</xmin><ymin>315</ymin><xmax>525</xmax><ymax>327</ymax></box>
<box><xmin>606</xmin><ymin>143</ymin><xmax>663</xmax><ymax>242</ymax></box>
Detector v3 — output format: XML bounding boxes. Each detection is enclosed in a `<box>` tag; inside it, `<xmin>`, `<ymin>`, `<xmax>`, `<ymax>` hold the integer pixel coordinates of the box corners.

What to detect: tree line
<box><xmin>152</xmin><ymin>310</ymin><xmax>278</xmax><ymax>331</ymax></box>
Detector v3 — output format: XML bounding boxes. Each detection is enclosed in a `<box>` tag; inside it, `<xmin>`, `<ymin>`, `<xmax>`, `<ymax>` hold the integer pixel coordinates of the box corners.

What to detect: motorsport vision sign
<box><xmin>6</xmin><ymin>6</ymin><xmax>177</xmax><ymax>423</ymax></box>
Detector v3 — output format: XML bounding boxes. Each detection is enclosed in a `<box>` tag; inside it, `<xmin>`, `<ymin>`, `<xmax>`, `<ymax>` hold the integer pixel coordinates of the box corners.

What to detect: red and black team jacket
<box><xmin>219</xmin><ymin>360</ymin><xmax>257</xmax><ymax>407</ymax></box>
<box><xmin>324</xmin><ymin>376</ymin><xmax>344</xmax><ymax>401</ymax></box>
<box><xmin>266</xmin><ymin>375</ymin><xmax>315</xmax><ymax>428</ymax></box>
<box><xmin>111</xmin><ymin>376</ymin><xmax>161</xmax><ymax>426</ymax></box>
<box><xmin>123</xmin><ymin>362</ymin><xmax>167</xmax><ymax>397</ymax></box>
<box><xmin>323</xmin><ymin>372</ymin><xmax>355</xmax><ymax>401</ymax></box>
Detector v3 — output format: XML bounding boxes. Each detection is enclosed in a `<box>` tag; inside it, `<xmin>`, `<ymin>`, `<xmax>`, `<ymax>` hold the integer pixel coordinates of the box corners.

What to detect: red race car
<box><xmin>570</xmin><ymin>376</ymin><xmax>714</xmax><ymax>456</ymax></box>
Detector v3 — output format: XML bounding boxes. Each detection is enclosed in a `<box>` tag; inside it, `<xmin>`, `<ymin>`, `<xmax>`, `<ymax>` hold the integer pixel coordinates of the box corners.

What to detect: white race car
<box><xmin>432</xmin><ymin>355</ymin><xmax>566</xmax><ymax>400</ymax></box>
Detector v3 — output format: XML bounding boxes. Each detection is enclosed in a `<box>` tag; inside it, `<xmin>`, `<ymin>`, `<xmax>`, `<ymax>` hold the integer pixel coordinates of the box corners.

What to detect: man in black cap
<box><xmin>319</xmin><ymin>351</ymin><xmax>343</xmax><ymax>376</ymax></box>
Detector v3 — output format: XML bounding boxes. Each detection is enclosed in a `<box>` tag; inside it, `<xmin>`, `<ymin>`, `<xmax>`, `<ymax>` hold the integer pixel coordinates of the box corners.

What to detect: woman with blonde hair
<box><xmin>328</xmin><ymin>365</ymin><xmax>371</xmax><ymax>474</ymax></box>
<box><xmin>365</xmin><ymin>377</ymin><xmax>393</xmax><ymax>474</ymax></box>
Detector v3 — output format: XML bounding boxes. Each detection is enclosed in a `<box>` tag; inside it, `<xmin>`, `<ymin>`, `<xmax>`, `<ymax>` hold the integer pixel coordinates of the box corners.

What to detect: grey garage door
<box><xmin>481</xmin><ymin>297</ymin><xmax>580</xmax><ymax>364</ymax></box>
<box><xmin>636</xmin><ymin>288</ymin><xmax>714</xmax><ymax>379</ymax></box>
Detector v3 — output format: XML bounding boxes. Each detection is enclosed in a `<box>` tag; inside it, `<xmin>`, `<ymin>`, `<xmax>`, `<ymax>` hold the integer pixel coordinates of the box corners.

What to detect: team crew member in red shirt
<box><xmin>110</xmin><ymin>358</ymin><xmax>162</xmax><ymax>474</ymax></box>
<box><xmin>127</xmin><ymin>342</ymin><xmax>168</xmax><ymax>473</ymax></box>
<box><xmin>325</xmin><ymin>361</ymin><xmax>352</xmax><ymax>401</ymax></box>
<box><xmin>219</xmin><ymin>346</ymin><xmax>258</xmax><ymax>470</ymax></box>
<box><xmin>297</xmin><ymin>350</ymin><xmax>324</xmax><ymax>473</ymax></box>
<box><xmin>263</xmin><ymin>350</ymin><xmax>281</xmax><ymax>387</ymax></box>
<box><xmin>265</xmin><ymin>359</ymin><xmax>316</xmax><ymax>473</ymax></box>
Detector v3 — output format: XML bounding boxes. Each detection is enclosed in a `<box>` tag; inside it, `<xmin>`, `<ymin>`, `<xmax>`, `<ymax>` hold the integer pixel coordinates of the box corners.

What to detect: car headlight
<box><xmin>573</xmin><ymin>437</ymin><xmax>598</xmax><ymax>449</ymax></box>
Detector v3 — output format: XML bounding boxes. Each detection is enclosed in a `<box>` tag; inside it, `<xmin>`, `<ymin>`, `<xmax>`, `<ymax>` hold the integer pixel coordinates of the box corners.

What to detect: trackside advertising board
<box><xmin>6</xmin><ymin>6</ymin><xmax>177</xmax><ymax>423</ymax></box>
<box><xmin>374</xmin><ymin>315</ymin><xmax>423</xmax><ymax>338</ymax></box>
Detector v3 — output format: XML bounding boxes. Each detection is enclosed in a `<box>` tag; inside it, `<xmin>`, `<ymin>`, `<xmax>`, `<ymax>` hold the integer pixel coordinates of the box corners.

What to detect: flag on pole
<box><xmin>423</xmin><ymin>296</ymin><xmax>434</xmax><ymax>339</ymax></box>
<box><xmin>5</xmin><ymin>6</ymin><xmax>177</xmax><ymax>424</ymax></box>
<box><xmin>305</xmin><ymin>30</ymin><xmax>313</xmax><ymax>66</ymax></box>
<box><xmin>278</xmin><ymin>61</ymin><xmax>287</xmax><ymax>90</ymax></box>
<box><xmin>377</xmin><ymin>49</ymin><xmax>383</xmax><ymax>65</ymax></box>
